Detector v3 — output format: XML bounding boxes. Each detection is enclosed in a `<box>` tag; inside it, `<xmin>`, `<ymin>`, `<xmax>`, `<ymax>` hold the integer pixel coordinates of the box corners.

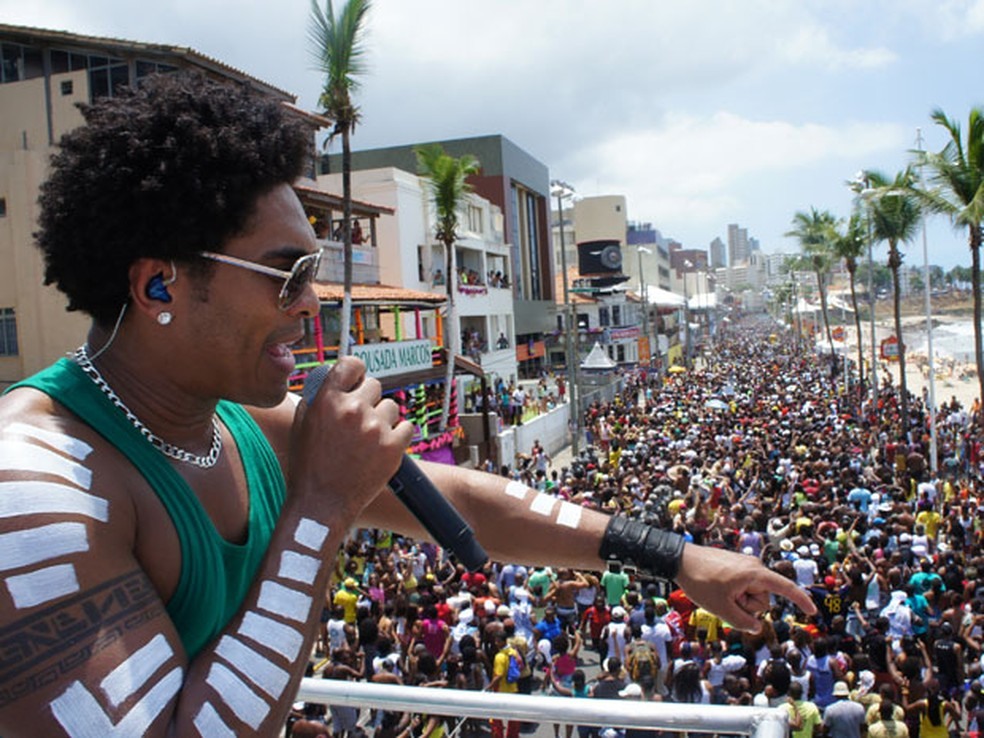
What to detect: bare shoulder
<box><xmin>0</xmin><ymin>387</ymin><xmax>187</xmax><ymax>734</ymax></box>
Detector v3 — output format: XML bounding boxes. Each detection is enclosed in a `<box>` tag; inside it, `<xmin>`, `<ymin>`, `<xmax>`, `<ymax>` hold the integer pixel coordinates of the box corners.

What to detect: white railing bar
<box><xmin>295</xmin><ymin>680</ymin><xmax>789</xmax><ymax>737</ymax></box>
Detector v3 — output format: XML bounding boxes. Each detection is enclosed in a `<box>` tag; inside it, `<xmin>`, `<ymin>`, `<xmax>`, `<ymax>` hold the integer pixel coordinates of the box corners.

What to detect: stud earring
<box><xmin>156</xmin><ymin>311</ymin><xmax>173</xmax><ymax>326</ymax></box>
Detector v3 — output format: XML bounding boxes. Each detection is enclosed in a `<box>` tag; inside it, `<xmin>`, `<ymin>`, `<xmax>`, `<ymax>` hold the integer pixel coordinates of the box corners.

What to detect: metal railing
<box><xmin>295</xmin><ymin>680</ymin><xmax>789</xmax><ymax>738</ymax></box>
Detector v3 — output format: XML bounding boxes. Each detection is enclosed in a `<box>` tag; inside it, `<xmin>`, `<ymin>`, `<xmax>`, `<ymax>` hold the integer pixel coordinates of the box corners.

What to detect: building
<box><xmin>709</xmin><ymin>236</ymin><xmax>727</xmax><ymax>269</ymax></box>
<box><xmin>0</xmin><ymin>23</ymin><xmax>317</xmax><ymax>387</ymax></box>
<box><xmin>317</xmin><ymin>166</ymin><xmax>518</xmax><ymax>385</ymax></box>
<box><xmin>727</xmin><ymin>223</ymin><xmax>750</xmax><ymax>265</ymax></box>
<box><xmin>324</xmin><ymin>134</ymin><xmax>555</xmax><ymax>378</ymax></box>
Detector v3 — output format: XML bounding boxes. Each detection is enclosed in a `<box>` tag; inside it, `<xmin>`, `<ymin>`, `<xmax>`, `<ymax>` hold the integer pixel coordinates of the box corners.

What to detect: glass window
<box><xmin>612</xmin><ymin>305</ymin><xmax>621</xmax><ymax>325</ymax></box>
<box><xmin>0</xmin><ymin>308</ymin><xmax>17</xmax><ymax>357</ymax></box>
<box><xmin>50</xmin><ymin>50</ymin><xmax>69</xmax><ymax>74</ymax></box>
<box><xmin>60</xmin><ymin>80</ymin><xmax>73</xmax><ymax>96</ymax></box>
<box><xmin>0</xmin><ymin>198</ymin><xmax>6</xmax><ymax>217</ymax></box>
<box><xmin>89</xmin><ymin>67</ymin><xmax>109</xmax><ymax>98</ymax></box>
<box><xmin>23</xmin><ymin>47</ymin><xmax>43</xmax><ymax>79</ymax></box>
<box><xmin>109</xmin><ymin>64</ymin><xmax>129</xmax><ymax>96</ymax></box>
<box><xmin>599</xmin><ymin>307</ymin><xmax>610</xmax><ymax>327</ymax></box>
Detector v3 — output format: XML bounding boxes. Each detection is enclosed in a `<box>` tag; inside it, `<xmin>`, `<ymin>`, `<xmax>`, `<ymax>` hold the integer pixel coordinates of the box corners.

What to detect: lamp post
<box><xmin>851</xmin><ymin>171</ymin><xmax>879</xmax><ymax>408</ymax></box>
<box><xmin>683</xmin><ymin>259</ymin><xmax>693</xmax><ymax>368</ymax></box>
<box><xmin>551</xmin><ymin>179</ymin><xmax>580</xmax><ymax>455</ymax></box>
<box><xmin>637</xmin><ymin>246</ymin><xmax>652</xmax><ymax>368</ymax></box>
<box><xmin>915</xmin><ymin>129</ymin><xmax>939</xmax><ymax>474</ymax></box>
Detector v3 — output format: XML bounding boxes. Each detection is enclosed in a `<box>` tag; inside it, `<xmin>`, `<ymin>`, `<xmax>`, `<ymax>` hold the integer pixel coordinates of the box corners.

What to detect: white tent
<box><xmin>687</xmin><ymin>293</ymin><xmax>717</xmax><ymax>311</ymax></box>
<box><xmin>644</xmin><ymin>286</ymin><xmax>686</xmax><ymax>308</ymax></box>
<box><xmin>581</xmin><ymin>341</ymin><xmax>617</xmax><ymax>370</ymax></box>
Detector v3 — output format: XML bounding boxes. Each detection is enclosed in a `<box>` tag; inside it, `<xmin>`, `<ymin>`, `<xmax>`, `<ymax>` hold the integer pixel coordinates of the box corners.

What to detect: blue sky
<box><xmin>4</xmin><ymin>0</ymin><xmax>984</xmax><ymax>269</ymax></box>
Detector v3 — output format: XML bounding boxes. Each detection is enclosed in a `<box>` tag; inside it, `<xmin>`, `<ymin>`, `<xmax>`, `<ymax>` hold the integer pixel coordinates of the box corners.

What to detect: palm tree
<box><xmin>309</xmin><ymin>0</ymin><xmax>371</xmax><ymax>357</ymax></box>
<box><xmin>786</xmin><ymin>208</ymin><xmax>837</xmax><ymax>376</ymax></box>
<box><xmin>830</xmin><ymin>212</ymin><xmax>868</xmax><ymax>395</ymax></box>
<box><xmin>866</xmin><ymin>167</ymin><xmax>922</xmax><ymax>435</ymax></box>
<box><xmin>916</xmin><ymin>107</ymin><xmax>984</xmax><ymax>420</ymax></box>
<box><xmin>415</xmin><ymin>144</ymin><xmax>480</xmax><ymax>432</ymax></box>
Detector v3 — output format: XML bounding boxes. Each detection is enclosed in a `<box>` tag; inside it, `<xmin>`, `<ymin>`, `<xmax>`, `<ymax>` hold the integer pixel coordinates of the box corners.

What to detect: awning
<box><xmin>644</xmin><ymin>286</ymin><xmax>686</xmax><ymax>307</ymax></box>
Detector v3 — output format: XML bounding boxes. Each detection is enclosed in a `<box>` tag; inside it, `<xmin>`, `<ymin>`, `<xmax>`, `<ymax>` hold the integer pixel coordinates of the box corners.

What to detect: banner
<box><xmin>350</xmin><ymin>339</ymin><xmax>434</xmax><ymax>379</ymax></box>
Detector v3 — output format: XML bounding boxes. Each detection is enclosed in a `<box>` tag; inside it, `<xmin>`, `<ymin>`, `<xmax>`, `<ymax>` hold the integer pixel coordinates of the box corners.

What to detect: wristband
<box><xmin>598</xmin><ymin>516</ymin><xmax>686</xmax><ymax>581</ymax></box>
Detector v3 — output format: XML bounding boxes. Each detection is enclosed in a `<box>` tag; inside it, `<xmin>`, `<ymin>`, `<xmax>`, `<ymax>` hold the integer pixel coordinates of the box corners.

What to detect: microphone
<box><xmin>302</xmin><ymin>364</ymin><xmax>489</xmax><ymax>571</ymax></box>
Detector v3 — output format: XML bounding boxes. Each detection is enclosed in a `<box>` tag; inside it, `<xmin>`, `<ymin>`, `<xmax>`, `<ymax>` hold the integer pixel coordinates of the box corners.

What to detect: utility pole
<box><xmin>552</xmin><ymin>180</ymin><xmax>580</xmax><ymax>455</ymax></box>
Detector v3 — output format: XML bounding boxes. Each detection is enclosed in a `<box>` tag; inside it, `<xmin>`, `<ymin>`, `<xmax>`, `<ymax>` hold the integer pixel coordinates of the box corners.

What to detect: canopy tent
<box><xmin>581</xmin><ymin>341</ymin><xmax>617</xmax><ymax>370</ymax></box>
<box><xmin>644</xmin><ymin>286</ymin><xmax>686</xmax><ymax>308</ymax></box>
<box><xmin>687</xmin><ymin>292</ymin><xmax>717</xmax><ymax>311</ymax></box>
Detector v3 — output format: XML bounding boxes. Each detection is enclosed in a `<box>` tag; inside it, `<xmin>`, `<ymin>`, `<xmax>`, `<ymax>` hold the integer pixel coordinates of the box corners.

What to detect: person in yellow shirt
<box><xmin>489</xmin><ymin>631</ymin><xmax>521</xmax><ymax>738</ymax></box>
<box><xmin>689</xmin><ymin>606</ymin><xmax>724</xmax><ymax>644</ymax></box>
<box><xmin>333</xmin><ymin>577</ymin><xmax>361</xmax><ymax>625</ymax></box>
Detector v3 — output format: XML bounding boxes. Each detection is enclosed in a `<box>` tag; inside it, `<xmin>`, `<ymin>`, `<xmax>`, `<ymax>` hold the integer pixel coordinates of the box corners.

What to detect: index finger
<box><xmin>326</xmin><ymin>356</ymin><xmax>367</xmax><ymax>392</ymax></box>
<box><xmin>764</xmin><ymin>570</ymin><xmax>816</xmax><ymax>615</ymax></box>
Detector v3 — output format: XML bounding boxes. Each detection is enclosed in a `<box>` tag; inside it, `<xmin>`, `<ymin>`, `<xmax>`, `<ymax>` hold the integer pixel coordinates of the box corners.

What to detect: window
<box><xmin>0</xmin><ymin>308</ymin><xmax>17</xmax><ymax>357</ymax></box>
<box><xmin>616</xmin><ymin>344</ymin><xmax>625</xmax><ymax>362</ymax></box>
<box><xmin>60</xmin><ymin>80</ymin><xmax>73</xmax><ymax>96</ymax></box>
<box><xmin>0</xmin><ymin>198</ymin><xmax>6</xmax><ymax>217</ymax></box>
<box><xmin>598</xmin><ymin>307</ymin><xmax>610</xmax><ymax>327</ymax></box>
<box><xmin>467</xmin><ymin>204</ymin><xmax>483</xmax><ymax>234</ymax></box>
<box><xmin>612</xmin><ymin>305</ymin><xmax>621</xmax><ymax>326</ymax></box>
<box><xmin>0</xmin><ymin>42</ymin><xmax>43</xmax><ymax>84</ymax></box>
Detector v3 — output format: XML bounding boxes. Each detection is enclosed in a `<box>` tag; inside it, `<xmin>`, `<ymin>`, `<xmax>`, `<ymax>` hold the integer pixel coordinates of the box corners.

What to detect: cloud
<box><xmin>561</xmin><ymin>112</ymin><xmax>907</xmax><ymax>238</ymax></box>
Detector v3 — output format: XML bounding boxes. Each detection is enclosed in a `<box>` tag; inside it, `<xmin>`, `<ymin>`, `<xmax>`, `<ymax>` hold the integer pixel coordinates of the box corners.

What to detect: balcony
<box><xmin>316</xmin><ymin>238</ymin><xmax>380</xmax><ymax>285</ymax></box>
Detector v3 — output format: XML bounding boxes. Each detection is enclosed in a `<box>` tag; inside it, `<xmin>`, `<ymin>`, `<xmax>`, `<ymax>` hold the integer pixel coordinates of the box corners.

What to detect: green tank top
<box><xmin>6</xmin><ymin>358</ymin><xmax>287</xmax><ymax>659</ymax></box>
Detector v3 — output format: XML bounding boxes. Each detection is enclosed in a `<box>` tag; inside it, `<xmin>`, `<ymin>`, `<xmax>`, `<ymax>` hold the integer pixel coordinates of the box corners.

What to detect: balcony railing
<box><xmin>295</xmin><ymin>680</ymin><xmax>789</xmax><ymax>738</ymax></box>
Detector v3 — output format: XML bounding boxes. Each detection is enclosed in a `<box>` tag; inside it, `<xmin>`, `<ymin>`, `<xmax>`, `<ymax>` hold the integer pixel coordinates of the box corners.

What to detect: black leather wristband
<box><xmin>599</xmin><ymin>516</ymin><xmax>686</xmax><ymax>581</ymax></box>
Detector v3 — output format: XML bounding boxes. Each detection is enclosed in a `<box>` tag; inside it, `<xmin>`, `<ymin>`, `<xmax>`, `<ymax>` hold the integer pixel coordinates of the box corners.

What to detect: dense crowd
<box><xmin>292</xmin><ymin>319</ymin><xmax>984</xmax><ymax>738</ymax></box>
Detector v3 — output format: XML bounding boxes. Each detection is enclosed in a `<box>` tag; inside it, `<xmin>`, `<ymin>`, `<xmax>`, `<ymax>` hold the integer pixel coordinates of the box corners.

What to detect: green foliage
<box><xmin>308</xmin><ymin>0</ymin><xmax>372</xmax><ymax>135</ymax></box>
<box><xmin>415</xmin><ymin>144</ymin><xmax>481</xmax><ymax>248</ymax></box>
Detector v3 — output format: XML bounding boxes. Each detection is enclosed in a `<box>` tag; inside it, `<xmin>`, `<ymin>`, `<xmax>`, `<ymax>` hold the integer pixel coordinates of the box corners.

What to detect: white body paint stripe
<box><xmin>256</xmin><ymin>581</ymin><xmax>312</xmax><ymax>623</ymax></box>
<box><xmin>0</xmin><ymin>440</ymin><xmax>92</xmax><ymax>489</ymax></box>
<box><xmin>294</xmin><ymin>518</ymin><xmax>329</xmax><ymax>551</ymax></box>
<box><xmin>238</xmin><ymin>612</ymin><xmax>303</xmax><ymax>661</ymax></box>
<box><xmin>530</xmin><ymin>494</ymin><xmax>556</xmax><ymax>517</ymax></box>
<box><xmin>215</xmin><ymin>635</ymin><xmax>290</xmax><ymax>699</ymax></box>
<box><xmin>0</xmin><ymin>481</ymin><xmax>109</xmax><ymax>522</ymax></box>
<box><xmin>277</xmin><ymin>550</ymin><xmax>320</xmax><ymax>585</ymax></box>
<box><xmin>50</xmin><ymin>667</ymin><xmax>182</xmax><ymax>737</ymax></box>
<box><xmin>6</xmin><ymin>563</ymin><xmax>79</xmax><ymax>608</ymax></box>
<box><xmin>557</xmin><ymin>501</ymin><xmax>583</xmax><ymax>529</ymax></box>
<box><xmin>206</xmin><ymin>662</ymin><xmax>269</xmax><ymax>730</ymax></box>
<box><xmin>504</xmin><ymin>481</ymin><xmax>529</xmax><ymax>499</ymax></box>
<box><xmin>100</xmin><ymin>634</ymin><xmax>173</xmax><ymax>708</ymax></box>
<box><xmin>6</xmin><ymin>422</ymin><xmax>93</xmax><ymax>460</ymax></box>
<box><xmin>194</xmin><ymin>702</ymin><xmax>236</xmax><ymax>738</ymax></box>
<box><xmin>0</xmin><ymin>522</ymin><xmax>88</xmax><ymax>572</ymax></box>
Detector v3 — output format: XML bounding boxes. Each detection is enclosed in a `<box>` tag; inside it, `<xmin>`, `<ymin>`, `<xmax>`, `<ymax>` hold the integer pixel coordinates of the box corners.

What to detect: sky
<box><xmin>4</xmin><ymin>0</ymin><xmax>984</xmax><ymax>270</ymax></box>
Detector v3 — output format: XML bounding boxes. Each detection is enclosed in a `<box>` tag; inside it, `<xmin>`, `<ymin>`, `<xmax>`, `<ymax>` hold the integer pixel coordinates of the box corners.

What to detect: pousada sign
<box><xmin>350</xmin><ymin>339</ymin><xmax>434</xmax><ymax>379</ymax></box>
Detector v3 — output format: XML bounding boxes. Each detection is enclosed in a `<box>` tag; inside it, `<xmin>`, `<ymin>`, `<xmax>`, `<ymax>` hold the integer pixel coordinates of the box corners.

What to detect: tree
<box><xmin>309</xmin><ymin>0</ymin><xmax>371</xmax><ymax>357</ymax></box>
<box><xmin>786</xmin><ymin>208</ymin><xmax>837</xmax><ymax>378</ymax></box>
<box><xmin>866</xmin><ymin>167</ymin><xmax>922</xmax><ymax>434</ymax></box>
<box><xmin>916</xmin><ymin>107</ymin><xmax>984</xmax><ymax>420</ymax></box>
<box><xmin>415</xmin><ymin>144</ymin><xmax>481</xmax><ymax>432</ymax></box>
<box><xmin>830</xmin><ymin>212</ymin><xmax>868</xmax><ymax>393</ymax></box>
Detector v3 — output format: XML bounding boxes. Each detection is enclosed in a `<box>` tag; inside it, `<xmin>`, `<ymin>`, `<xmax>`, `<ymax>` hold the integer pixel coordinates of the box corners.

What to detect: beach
<box><xmin>830</xmin><ymin>312</ymin><xmax>980</xmax><ymax>410</ymax></box>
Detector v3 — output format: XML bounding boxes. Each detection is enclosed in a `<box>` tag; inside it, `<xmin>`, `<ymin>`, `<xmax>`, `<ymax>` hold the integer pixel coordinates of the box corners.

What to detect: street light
<box><xmin>850</xmin><ymin>171</ymin><xmax>879</xmax><ymax>408</ymax></box>
<box><xmin>551</xmin><ymin>179</ymin><xmax>580</xmax><ymax>455</ymax></box>
<box><xmin>915</xmin><ymin>128</ymin><xmax>939</xmax><ymax>474</ymax></box>
<box><xmin>637</xmin><ymin>246</ymin><xmax>652</xmax><ymax>369</ymax></box>
<box><xmin>683</xmin><ymin>259</ymin><xmax>693</xmax><ymax>368</ymax></box>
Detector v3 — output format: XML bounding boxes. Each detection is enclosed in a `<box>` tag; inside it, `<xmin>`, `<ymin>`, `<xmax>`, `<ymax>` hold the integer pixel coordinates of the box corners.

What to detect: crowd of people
<box><xmin>295</xmin><ymin>319</ymin><xmax>984</xmax><ymax>738</ymax></box>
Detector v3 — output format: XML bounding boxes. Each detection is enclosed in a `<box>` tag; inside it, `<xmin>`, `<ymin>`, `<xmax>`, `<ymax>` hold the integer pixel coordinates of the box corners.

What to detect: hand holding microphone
<box><xmin>303</xmin><ymin>362</ymin><xmax>489</xmax><ymax>571</ymax></box>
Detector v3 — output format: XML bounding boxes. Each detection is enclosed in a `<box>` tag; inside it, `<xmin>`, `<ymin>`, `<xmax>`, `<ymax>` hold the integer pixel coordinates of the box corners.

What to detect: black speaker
<box><xmin>577</xmin><ymin>240</ymin><xmax>623</xmax><ymax>275</ymax></box>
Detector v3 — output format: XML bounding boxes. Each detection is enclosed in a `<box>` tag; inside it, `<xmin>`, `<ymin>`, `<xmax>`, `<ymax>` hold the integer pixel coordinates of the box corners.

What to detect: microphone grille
<box><xmin>301</xmin><ymin>364</ymin><xmax>332</xmax><ymax>406</ymax></box>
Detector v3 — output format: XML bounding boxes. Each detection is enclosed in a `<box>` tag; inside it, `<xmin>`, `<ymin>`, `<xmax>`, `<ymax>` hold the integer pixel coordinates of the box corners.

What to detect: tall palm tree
<box><xmin>786</xmin><ymin>208</ymin><xmax>837</xmax><ymax>375</ymax></box>
<box><xmin>830</xmin><ymin>212</ymin><xmax>868</xmax><ymax>395</ymax></box>
<box><xmin>309</xmin><ymin>0</ymin><xmax>371</xmax><ymax>357</ymax></box>
<box><xmin>916</xmin><ymin>107</ymin><xmax>984</xmax><ymax>420</ymax></box>
<box><xmin>415</xmin><ymin>144</ymin><xmax>480</xmax><ymax>432</ymax></box>
<box><xmin>866</xmin><ymin>167</ymin><xmax>922</xmax><ymax>435</ymax></box>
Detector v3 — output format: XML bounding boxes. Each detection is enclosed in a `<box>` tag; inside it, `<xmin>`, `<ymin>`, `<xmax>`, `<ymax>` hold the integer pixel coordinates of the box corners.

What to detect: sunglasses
<box><xmin>198</xmin><ymin>249</ymin><xmax>322</xmax><ymax>311</ymax></box>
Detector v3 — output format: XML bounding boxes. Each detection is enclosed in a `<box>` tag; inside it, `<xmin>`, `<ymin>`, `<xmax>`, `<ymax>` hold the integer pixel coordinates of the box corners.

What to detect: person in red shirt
<box><xmin>579</xmin><ymin>595</ymin><xmax>611</xmax><ymax>660</ymax></box>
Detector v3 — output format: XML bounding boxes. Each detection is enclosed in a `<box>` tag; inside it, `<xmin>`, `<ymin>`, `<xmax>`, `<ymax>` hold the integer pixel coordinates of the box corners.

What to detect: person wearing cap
<box><xmin>334</xmin><ymin>577</ymin><xmax>362</xmax><ymax>625</ymax></box>
<box><xmin>822</xmin><ymin>681</ymin><xmax>866</xmax><ymax>738</ymax></box>
<box><xmin>603</xmin><ymin>606</ymin><xmax>631</xmax><ymax>666</ymax></box>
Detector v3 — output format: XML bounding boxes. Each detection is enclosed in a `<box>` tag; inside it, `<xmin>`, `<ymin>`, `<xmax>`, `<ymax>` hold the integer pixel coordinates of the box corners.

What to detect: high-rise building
<box><xmin>709</xmin><ymin>237</ymin><xmax>726</xmax><ymax>269</ymax></box>
<box><xmin>727</xmin><ymin>223</ymin><xmax>749</xmax><ymax>265</ymax></box>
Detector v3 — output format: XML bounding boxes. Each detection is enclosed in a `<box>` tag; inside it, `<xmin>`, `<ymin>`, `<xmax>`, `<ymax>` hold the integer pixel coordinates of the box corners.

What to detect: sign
<box><xmin>609</xmin><ymin>326</ymin><xmax>640</xmax><ymax>341</ymax></box>
<box><xmin>880</xmin><ymin>335</ymin><xmax>904</xmax><ymax>361</ymax></box>
<box><xmin>832</xmin><ymin>326</ymin><xmax>845</xmax><ymax>342</ymax></box>
<box><xmin>350</xmin><ymin>339</ymin><xmax>434</xmax><ymax>379</ymax></box>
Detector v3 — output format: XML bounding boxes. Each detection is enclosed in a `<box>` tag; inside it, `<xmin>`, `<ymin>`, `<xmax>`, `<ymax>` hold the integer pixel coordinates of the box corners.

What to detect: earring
<box><xmin>156</xmin><ymin>312</ymin><xmax>173</xmax><ymax>326</ymax></box>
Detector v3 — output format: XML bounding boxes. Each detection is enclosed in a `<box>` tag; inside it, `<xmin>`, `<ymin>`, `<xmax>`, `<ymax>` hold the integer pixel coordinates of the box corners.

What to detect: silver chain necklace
<box><xmin>73</xmin><ymin>345</ymin><xmax>223</xmax><ymax>469</ymax></box>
